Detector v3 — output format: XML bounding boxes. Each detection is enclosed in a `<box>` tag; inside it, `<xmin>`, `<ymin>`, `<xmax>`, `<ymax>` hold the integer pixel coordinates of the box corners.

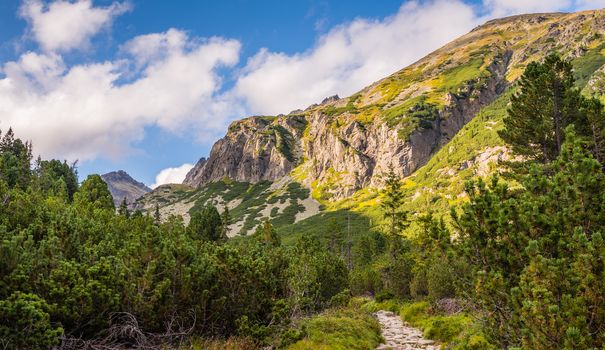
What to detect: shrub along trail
<box><xmin>374</xmin><ymin>310</ymin><xmax>440</xmax><ymax>350</ymax></box>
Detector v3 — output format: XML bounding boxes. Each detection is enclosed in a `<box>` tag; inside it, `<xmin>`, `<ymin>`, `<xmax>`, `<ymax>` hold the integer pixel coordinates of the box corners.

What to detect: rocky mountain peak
<box><xmin>101</xmin><ymin>170</ymin><xmax>151</xmax><ymax>207</ymax></box>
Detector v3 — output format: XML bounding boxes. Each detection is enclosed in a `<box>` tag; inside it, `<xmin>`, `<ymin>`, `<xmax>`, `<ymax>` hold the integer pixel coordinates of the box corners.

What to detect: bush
<box><xmin>426</xmin><ymin>260</ymin><xmax>456</xmax><ymax>301</ymax></box>
<box><xmin>0</xmin><ymin>292</ymin><xmax>63</xmax><ymax>350</ymax></box>
<box><xmin>330</xmin><ymin>289</ymin><xmax>351</xmax><ymax>308</ymax></box>
<box><xmin>350</xmin><ymin>266</ymin><xmax>382</xmax><ymax>296</ymax></box>
<box><xmin>422</xmin><ymin>315</ymin><xmax>469</xmax><ymax>343</ymax></box>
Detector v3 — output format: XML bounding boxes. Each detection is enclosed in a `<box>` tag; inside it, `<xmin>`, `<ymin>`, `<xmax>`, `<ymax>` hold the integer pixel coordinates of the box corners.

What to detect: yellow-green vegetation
<box><xmin>323</xmin><ymin>102</ymin><xmax>358</xmax><ymax>117</ymax></box>
<box><xmin>287</xmin><ymin>300</ymin><xmax>383</xmax><ymax>350</ymax></box>
<box><xmin>271</xmin><ymin>124</ymin><xmax>297</xmax><ymax>162</ymax></box>
<box><xmin>310</xmin><ymin>167</ymin><xmax>347</xmax><ymax>201</ymax></box>
<box><xmin>432</xmin><ymin>57</ymin><xmax>487</xmax><ymax>96</ymax></box>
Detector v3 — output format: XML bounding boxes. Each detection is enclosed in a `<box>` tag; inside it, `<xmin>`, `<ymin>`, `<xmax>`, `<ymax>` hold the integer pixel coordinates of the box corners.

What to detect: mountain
<box><xmin>141</xmin><ymin>10</ymin><xmax>605</xmax><ymax>235</ymax></box>
<box><xmin>101</xmin><ymin>170</ymin><xmax>151</xmax><ymax>208</ymax></box>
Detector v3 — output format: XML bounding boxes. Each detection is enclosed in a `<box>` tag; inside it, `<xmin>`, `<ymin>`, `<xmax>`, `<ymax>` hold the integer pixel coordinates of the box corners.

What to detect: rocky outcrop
<box><xmin>183</xmin><ymin>157</ymin><xmax>206</xmax><ymax>186</ymax></box>
<box><xmin>183</xmin><ymin>115</ymin><xmax>307</xmax><ymax>187</ymax></box>
<box><xmin>101</xmin><ymin>170</ymin><xmax>151</xmax><ymax>207</ymax></box>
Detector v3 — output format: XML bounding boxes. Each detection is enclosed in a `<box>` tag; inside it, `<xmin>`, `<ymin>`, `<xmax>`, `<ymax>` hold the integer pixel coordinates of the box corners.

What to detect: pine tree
<box><xmin>455</xmin><ymin>128</ymin><xmax>605</xmax><ymax>348</ymax></box>
<box><xmin>380</xmin><ymin>166</ymin><xmax>408</xmax><ymax>236</ymax></box>
<box><xmin>326</xmin><ymin>218</ymin><xmax>343</xmax><ymax>255</ymax></box>
<box><xmin>74</xmin><ymin>175</ymin><xmax>114</xmax><ymax>211</ymax></box>
<box><xmin>582</xmin><ymin>96</ymin><xmax>605</xmax><ymax>168</ymax></box>
<box><xmin>255</xmin><ymin>220</ymin><xmax>280</xmax><ymax>247</ymax></box>
<box><xmin>118</xmin><ymin>198</ymin><xmax>130</xmax><ymax>218</ymax></box>
<box><xmin>499</xmin><ymin>53</ymin><xmax>585</xmax><ymax>163</ymax></box>
<box><xmin>188</xmin><ymin>205</ymin><xmax>223</xmax><ymax>242</ymax></box>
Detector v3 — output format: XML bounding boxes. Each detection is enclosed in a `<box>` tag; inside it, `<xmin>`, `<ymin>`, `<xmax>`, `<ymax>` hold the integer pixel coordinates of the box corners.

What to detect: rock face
<box><xmin>184</xmin><ymin>10</ymin><xmax>605</xmax><ymax>200</ymax></box>
<box><xmin>101</xmin><ymin>170</ymin><xmax>151</xmax><ymax>207</ymax></box>
<box><xmin>183</xmin><ymin>115</ymin><xmax>307</xmax><ymax>187</ymax></box>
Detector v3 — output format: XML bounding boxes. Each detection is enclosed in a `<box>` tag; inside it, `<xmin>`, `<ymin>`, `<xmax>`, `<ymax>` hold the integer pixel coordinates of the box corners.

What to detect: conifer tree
<box><xmin>380</xmin><ymin>166</ymin><xmax>408</xmax><ymax>236</ymax></box>
<box><xmin>255</xmin><ymin>220</ymin><xmax>280</xmax><ymax>247</ymax></box>
<box><xmin>74</xmin><ymin>175</ymin><xmax>114</xmax><ymax>211</ymax></box>
<box><xmin>188</xmin><ymin>205</ymin><xmax>223</xmax><ymax>242</ymax></box>
<box><xmin>499</xmin><ymin>53</ymin><xmax>585</xmax><ymax>163</ymax></box>
<box><xmin>118</xmin><ymin>198</ymin><xmax>130</xmax><ymax>218</ymax></box>
<box><xmin>455</xmin><ymin>128</ymin><xmax>605</xmax><ymax>348</ymax></box>
<box><xmin>326</xmin><ymin>218</ymin><xmax>343</xmax><ymax>255</ymax></box>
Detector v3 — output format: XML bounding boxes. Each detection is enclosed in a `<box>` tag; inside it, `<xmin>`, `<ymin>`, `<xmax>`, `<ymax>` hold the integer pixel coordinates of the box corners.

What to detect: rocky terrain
<box><xmin>140</xmin><ymin>10</ymin><xmax>605</xmax><ymax>232</ymax></box>
<box><xmin>101</xmin><ymin>170</ymin><xmax>151</xmax><ymax>208</ymax></box>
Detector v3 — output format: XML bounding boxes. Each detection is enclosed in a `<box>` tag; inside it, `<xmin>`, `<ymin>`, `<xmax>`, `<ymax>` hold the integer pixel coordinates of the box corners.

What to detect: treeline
<box><xmin>345</xmin><ymin>53</ymin><xmax>605</xmax><ymax>349</ymax></box>
<box><xmin>0</xmin><ymin>131</ymin><xmax>348</xmax><ymax>349</ymax></box>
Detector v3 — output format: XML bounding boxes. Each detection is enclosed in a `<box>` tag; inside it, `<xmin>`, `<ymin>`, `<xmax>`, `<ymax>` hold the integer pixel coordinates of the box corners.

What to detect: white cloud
<box><xmin>20</xmin><ymin>0</ymin><xmax>130</xmax><ymax>52</ymax></box>
<box><xmin>0</xmin><ymin>29</ymin><xmax>241</xmax><ymax>161</ymax></box>
<box><xmin>150</xmin><ymin>163</ymin><xmax>194</xmax><ymax>188</ymax></box>
<box><xmin>234</xmin><ymin>0</ymin><xmax>479</xmax><ymax>115</ymax></box>
<box><xmin>483</xmin><ymin>0</ymin><xmax>572</xmax><ymax>17</ymax></box>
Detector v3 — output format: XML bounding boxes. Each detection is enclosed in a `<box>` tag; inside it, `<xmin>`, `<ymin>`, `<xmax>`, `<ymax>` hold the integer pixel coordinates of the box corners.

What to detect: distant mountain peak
<box><xmin>101</xmin><ymin>170</ymin><xmax>151</xmax><ymax>207</ymax></box>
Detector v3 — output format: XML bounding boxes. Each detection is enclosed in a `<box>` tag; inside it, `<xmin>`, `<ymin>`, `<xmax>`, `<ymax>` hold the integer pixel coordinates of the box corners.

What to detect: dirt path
<box><xmin>374</xmin><ymin>310</ymin><xmax>440</xmax><ymax>350</ymax></box>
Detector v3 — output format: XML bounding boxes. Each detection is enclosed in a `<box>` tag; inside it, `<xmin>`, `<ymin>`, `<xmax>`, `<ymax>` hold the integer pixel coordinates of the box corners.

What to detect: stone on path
<box><xmin>374</xmin><ymin>310</ymin><xmax>441</xmax><ymax>350</ymax></box>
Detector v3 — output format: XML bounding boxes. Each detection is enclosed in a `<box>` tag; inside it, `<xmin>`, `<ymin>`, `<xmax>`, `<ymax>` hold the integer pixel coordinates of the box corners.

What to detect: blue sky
<box><xmin>0</xmin><ymin>0</ymin><xmax>603</xmax><ymax>187</ymax></box>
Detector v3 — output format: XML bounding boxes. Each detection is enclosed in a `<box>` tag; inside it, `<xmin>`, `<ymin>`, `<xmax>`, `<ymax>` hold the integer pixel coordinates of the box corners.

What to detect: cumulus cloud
<box><xmin>20</xmin><ymin>0</ymin><xmax>130</xmax><ymax>52</ymax></box>
<box><xmin>150</xmin><ymin>163</ymin><xmax>194</xmax><ymax>188</ymax></box>
<box><xmin>0</xmin><ymin>29</ymin><xmax>241</xmax><ymax>161</ymax></box>
<box><xmin>235</xmin><ymin>0</ymin><xmax>478</xmax><ymax>115</ymax></box>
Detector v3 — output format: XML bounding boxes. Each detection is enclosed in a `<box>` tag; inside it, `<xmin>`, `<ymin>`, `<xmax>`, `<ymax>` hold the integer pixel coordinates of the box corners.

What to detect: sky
<box><xmin>1</xmin><ymin>0</ymin><xmax>604</xmax><ymax>188</ymax></box>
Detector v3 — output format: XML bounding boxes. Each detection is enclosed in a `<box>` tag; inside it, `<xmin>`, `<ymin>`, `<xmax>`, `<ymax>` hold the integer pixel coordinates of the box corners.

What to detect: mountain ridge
<box><xmin>141</xmin><ymin>9</ymin><xmax>605</xmax><ymax>235</ymax></box>
<box><xmin>184</xmin><ymin>10</ymin><xmax>604</xmax><ymax>197</ymax></box>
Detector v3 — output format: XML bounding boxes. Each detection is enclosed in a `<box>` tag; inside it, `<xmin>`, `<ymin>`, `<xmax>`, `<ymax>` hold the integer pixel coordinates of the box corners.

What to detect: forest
<box><xmin>2</xmin><ymin>54</ymin><xmax>605</xmax><ymax>349</ymax></box>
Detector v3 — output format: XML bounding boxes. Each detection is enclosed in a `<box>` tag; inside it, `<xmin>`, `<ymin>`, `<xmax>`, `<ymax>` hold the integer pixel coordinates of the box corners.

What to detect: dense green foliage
<box><xmin>455</xmin><ymin>129</ymin><xmax>605</xmax><ymax>349</ymax></box>
<box><xmin>336</xmin><ymin>54</ymin><xmax>605</xmax><ymax>350</ymax></box>
<box><xmin>0</xmin><ymin>132</ymin><xmax>349</xmax><ymax>349</ymax></box>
